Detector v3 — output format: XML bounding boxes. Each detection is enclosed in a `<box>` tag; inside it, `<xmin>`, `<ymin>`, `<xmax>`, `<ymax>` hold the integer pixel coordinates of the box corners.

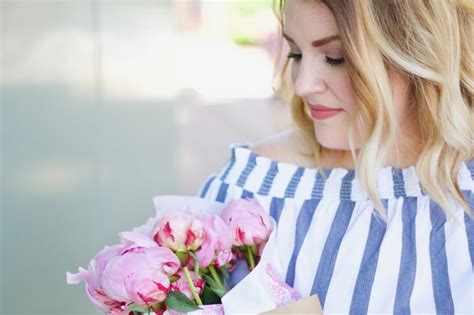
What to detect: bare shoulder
<box><xmin>248</xmin><ymin>128</ymin><xmax>316</xmax><ymax>167</ymax></box>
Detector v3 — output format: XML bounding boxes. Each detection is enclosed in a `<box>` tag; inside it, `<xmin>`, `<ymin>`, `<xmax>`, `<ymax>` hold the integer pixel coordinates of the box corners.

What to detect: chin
<box><xmin>313</xmin><ymin>123</ymin><xmax>362</xmax><ymax>151</ymax></box>
<box><xmin>315</xmin><ymin>138</ymin><xmax>346</xmax><ymax>150</ymax></box>
<box><xmin>319</xmin><ymin>142</ymin><xmax>351</xmax><ymax>151</ymax></box>
<box><xmin>313</xmin><ymin>129</ymin><xmax>351</xmax><ymax>150</ymax></box>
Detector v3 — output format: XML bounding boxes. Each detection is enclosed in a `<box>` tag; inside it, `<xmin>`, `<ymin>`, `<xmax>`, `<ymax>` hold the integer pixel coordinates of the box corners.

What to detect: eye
<box><xmin>325</xmin><ymin>56</ymin><xmax>345</xmax><ymax>67</ymax></box>
<box><xmin>287</xmin><ymin>52</ymin><xmax>302</xmax><ymax>62</ymax></box>
<box><xmin>287</xmin><ymin>53</ymin><xmax>345</xmax><ymax>67</ymax></box>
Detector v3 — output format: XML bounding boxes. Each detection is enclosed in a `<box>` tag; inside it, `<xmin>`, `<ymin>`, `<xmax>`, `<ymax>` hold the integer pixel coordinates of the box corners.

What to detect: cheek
<box><xmin>290</xmin><ymin>61</ymin><xmax>356</xmax><ymax>112</ymax></box>
<box><xmin>290</xmin><ymin>65</ymin><xmax>297</xmax><ymax>83</ymax></box>
<box><xmin>333</xmin><ymin>76</ymin><xmax>356</xmax><ymax>111</ymax></box>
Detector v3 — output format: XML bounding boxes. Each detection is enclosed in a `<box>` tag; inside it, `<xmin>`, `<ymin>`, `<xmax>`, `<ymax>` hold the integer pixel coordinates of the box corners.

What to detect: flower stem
<box><xmin>209</xmin><ymin>265</ymin><xmax>226</xmax><ymax>292</ymax></box>
<box><xmin>183</xmin><ymin>266</ymin><xmax>203</xmax><ymax>305</ymax></box>
<box><xmin>246</xmin><ymin>246</ymin><xmax>256</xmax><ymax>271</ymax></box>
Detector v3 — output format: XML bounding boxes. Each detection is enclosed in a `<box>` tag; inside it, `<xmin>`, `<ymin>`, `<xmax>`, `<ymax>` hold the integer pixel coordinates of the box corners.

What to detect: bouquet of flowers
<box><xmin>67</xmin><ymin>196</ymin><xmax>274</xmax><ymax>315</ymax></box>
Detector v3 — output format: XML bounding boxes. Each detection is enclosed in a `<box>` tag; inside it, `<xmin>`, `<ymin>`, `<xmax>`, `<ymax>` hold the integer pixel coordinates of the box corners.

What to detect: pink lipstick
<box><xmin>309</xmin><ymin>104</ymin><xmax>343</xmax><ymax>120</ymax></box>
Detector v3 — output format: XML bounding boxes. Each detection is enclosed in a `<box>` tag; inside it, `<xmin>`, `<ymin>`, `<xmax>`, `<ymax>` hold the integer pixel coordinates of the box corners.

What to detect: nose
<box><xmin>293</xmin><ymin>62</ymin><xmax>327</xmax><ymax>98</ymax></box>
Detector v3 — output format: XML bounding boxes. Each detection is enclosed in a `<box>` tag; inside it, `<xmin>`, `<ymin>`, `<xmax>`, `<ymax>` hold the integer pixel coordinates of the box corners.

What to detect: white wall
<box><xmin>0</xmin><ymin>1</ymin><xmax>288</xmax><ymax>313</ymax></box>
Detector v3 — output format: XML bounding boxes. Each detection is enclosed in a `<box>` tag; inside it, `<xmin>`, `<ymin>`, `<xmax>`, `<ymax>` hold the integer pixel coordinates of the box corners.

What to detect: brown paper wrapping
<box><xmin>259</xmin><ymin>295</ymin><xmax>323</xmax><ymax>314</ymax></box>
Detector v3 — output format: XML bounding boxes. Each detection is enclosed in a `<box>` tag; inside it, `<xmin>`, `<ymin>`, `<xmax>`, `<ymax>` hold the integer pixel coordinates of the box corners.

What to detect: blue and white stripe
<box><xmin>197</xmin><ymin>143</ymin><xmax>474</xmax><ymax>314</ymax></box>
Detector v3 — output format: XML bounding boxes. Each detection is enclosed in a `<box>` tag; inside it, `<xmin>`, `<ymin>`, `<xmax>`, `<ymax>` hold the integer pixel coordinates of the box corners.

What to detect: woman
<box><xmin>198</xmin><ymin>0</ymin><xmax>473</xmax><ymax>314</ymax></box>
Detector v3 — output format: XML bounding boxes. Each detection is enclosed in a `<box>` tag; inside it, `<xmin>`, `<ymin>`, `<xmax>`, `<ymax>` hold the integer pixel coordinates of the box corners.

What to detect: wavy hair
<box><xmin>272</xmin><ymin>0</ymin><xmax>473</xmax><ymax>221</ymax></box>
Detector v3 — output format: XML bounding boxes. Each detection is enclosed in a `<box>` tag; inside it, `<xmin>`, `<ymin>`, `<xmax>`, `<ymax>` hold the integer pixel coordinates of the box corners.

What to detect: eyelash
<box><xmin>286</xmin><ymin>52</ymin><xmax>345</xmax><ymax>67</ymax></box>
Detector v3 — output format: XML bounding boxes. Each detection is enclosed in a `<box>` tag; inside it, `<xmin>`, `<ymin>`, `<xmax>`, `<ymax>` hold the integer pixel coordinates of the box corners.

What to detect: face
<box><xmin>283</xmin><ymin>0</ymin><xmax>413</xmax><ymax>151</ymax></box>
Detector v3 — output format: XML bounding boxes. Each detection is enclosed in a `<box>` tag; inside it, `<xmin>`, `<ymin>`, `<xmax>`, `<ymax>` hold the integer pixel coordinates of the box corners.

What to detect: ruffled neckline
<box><xmin>236</xmin><ymin>143</ymin><xmax>421</xmax><ymax>174</ymax></box>
<box><xmin>219</xmin><ymin>143</ymin><xmax>474</xmax><ymax>201</ymax></box>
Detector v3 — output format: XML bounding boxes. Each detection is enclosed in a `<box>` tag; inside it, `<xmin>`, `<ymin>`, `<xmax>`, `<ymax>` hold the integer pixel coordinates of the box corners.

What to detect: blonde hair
<box><xmin>272</xmin><ymin>0</ymin><xmax>473</xmax><ymax>221</ymax></box>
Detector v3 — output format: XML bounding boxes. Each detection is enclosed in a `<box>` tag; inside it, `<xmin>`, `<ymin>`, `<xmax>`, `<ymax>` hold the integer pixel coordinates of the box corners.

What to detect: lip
<box><xmin>308</xmin><ymin>103</ymin><xmax>343</xmax><ymax>120</ymax></box>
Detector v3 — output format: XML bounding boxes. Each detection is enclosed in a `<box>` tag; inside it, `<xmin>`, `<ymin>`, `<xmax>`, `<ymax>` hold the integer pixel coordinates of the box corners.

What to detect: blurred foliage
<box><xmin>228</xmin><ymin>0</ymin><xmax>274</xmax><ymax>46</ymax></box>
<box><xmin>232</xmin><ymin>0</ymin><xmax>271</xmax><ymax>16</ymax></box>
<box><xmin>232</xmin><ymin>35</ymin><xmax>255</xmax><ymax>46</ymax></box>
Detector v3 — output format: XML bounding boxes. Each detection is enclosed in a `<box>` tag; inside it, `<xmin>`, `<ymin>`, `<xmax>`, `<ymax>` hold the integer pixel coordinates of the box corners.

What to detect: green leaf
<box><xmin>165</xmin><ymin>291</ymin><xmax>201</xmax><ymax>313</ymax></box>
<box><xmin>202</xmin><ymin>274</ymin><xmax>226</xmax><ymax>297</ymax></box>
<box><xmin>198</xmin><ymin>267</ymin><xmax>209</xmax><ymax>276</ymax></box>
<box><xmin>127</xmin><ymin>303</ymin><xmax>149</xmax><ymax>313</ymax></box>
<box><xmin>202</xmin><ymin>274</ymin><xmax>218</xmax><ymax>288</ymax></box>
<box><xmin>189</xmin><ymin>251</ymin><xmax>200</xmax><ymax>281</ymax></box>
<box><xmin>210</xmin><ymin>286</ymin><xmax>226</xmax><ymax>298</ymax></box>
<box><xmin>201</xmin><ymin>285</ymin><xmax>222</xmax><ymax>305</ymax></box>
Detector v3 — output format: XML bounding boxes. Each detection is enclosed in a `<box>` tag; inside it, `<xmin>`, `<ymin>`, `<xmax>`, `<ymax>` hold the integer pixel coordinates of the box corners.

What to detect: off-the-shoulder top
<box><xmin>198</xmin><ymin>143</ymin><xmax>474</xmax><ymax>314</ymax></box>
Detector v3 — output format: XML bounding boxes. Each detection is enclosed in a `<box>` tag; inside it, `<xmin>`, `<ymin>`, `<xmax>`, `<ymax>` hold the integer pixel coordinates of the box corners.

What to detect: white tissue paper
<box><xmin>221</xmin><ymin>218</ymin><xmax>301</xmax><ymax>314</ymax></box>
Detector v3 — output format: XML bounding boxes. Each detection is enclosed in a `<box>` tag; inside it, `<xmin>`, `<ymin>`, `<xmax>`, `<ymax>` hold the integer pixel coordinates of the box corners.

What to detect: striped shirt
<box><xmin>198</xmin><ymin>143</ymin><xmax>474</xmax><ymax>314</ymax></box>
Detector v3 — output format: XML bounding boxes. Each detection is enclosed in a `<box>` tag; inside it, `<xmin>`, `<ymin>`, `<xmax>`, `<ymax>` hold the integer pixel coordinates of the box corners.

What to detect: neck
<box><xmin>322</xmin><ymin>119</ymin><xmax>423</xmax><ymax>170</ymax></box>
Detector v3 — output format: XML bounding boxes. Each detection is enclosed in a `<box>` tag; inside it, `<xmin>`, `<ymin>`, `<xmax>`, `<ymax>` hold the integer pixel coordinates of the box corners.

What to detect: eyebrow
<box><xmin>282</xmin><ymin>31</ymin><xmax>340</xmax><ymax>47</ymax></box>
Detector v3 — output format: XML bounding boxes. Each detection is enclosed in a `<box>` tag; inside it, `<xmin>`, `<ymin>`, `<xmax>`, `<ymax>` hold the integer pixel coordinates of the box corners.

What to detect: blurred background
<box><xmin>0</xmin><ymin>0</ymin><xmax>291</xmax><ymax>314</ymax></box>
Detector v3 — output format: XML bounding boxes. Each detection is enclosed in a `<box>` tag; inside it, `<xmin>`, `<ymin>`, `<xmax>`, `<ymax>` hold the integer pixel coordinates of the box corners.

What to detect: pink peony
<box><xmin>118</xmin><ymin>231</ymin><xmax>181</xmax><ymax>276</ymax></box>
<box><xmin>143</xmin><ymin>246</ymin><xmax>181</xmax><ymax>276</ymax></box>
<box><xmin>221</xmin><ymin>198</ymin><xmax>273</xmax><ymax>247</ymax></box>
<box><xmin>152</xmin><ymin>212</ymin><xmax>204</xmax><ymax>252</ymax></box>
<box><xmin>124</xmin><ymin>266</ymin><xmax>170</xmax><ymax>308</ymax></box>
<box><xmin>195</xmin><ymin>214</ymin><xmax>234</xmax><ymax>268</ymax></box>
<box><xmin>67</xmin><ymin>244</ymin><xmax>129</xmax><ymax>314</ymax></box>
<box><xmin>131</xmin><ymin>216</ymin><xmax>160</xmax><ymax>238</ymax></box>
<box><xmin>100</xmin><ymin>247</ymin><xmax>173</xmax><ymax>308</ymax></box>
<box><xmin>170</xmin><ymin>269</ymin><xmax>205</xmax><ymax>301</ymax></box>
<box><xmin>119</xmin><ymin>229</ymin><xmax>157</xmax><ymax>250</ymax></box>
<box><xmin>68</xmin><ymin>243</ymin><xmax>181</xmax><ymax>312</ymax></box>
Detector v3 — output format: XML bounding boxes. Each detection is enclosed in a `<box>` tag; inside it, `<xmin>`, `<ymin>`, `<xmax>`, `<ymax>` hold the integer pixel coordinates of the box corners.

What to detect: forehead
<box><xmin>283</xmin><ymin>0</ymin><xmax>338</xmax><ymax>36</ymax></box>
